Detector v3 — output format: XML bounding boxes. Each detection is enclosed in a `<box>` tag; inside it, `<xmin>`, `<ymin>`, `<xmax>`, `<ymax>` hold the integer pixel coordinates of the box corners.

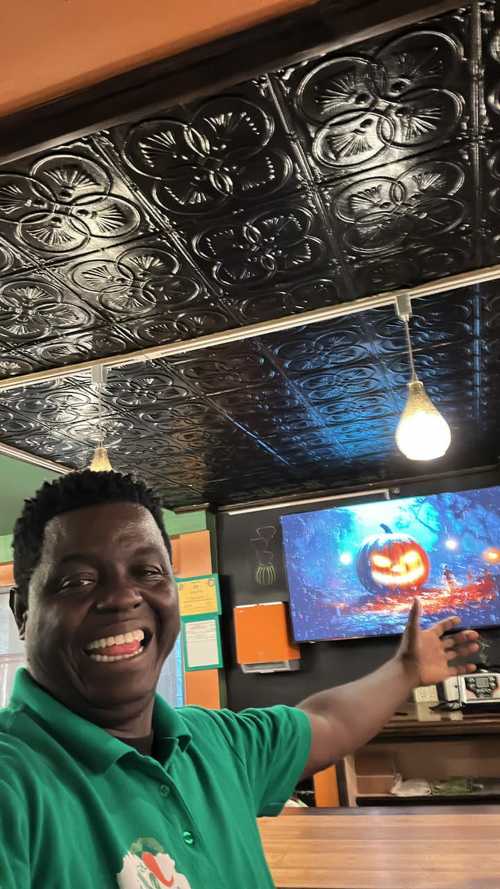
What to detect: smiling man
<box><xmin>1</xmin><ymin>470</ymin><xmax>479</xmax><ymax>889</ymax></box>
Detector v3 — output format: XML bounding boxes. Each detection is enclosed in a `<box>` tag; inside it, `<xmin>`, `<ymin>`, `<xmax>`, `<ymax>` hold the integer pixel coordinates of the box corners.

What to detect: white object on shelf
<box><xmin>413</xmin><ymin>684</ymin><xmax>439</xmax><ymax>704</ymax></box>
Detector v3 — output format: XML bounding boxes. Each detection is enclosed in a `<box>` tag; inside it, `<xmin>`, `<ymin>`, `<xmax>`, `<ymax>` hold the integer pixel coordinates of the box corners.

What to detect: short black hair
<box><xmin>13</xmin><ymin>470</ymin><xmax>172</xmax><ymax>600</ymax></box>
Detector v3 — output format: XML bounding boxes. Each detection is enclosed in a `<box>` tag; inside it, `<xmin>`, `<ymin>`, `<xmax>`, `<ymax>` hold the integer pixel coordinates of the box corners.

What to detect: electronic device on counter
<box><xmin>458</xmin><ymin>673</ymin><xmax>500</xmax><ymax>710</ymax></box>
<box><xmin>440</xmin><ymin>676</ymin><xmax>460</xmax><ymax>702</ymax></box>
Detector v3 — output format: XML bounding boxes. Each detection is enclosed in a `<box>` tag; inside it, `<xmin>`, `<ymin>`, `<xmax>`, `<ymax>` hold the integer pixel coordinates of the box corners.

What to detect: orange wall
<box><xmin>1</xmin><ymin>0</ymin><xmax>312</xmax><ymax>117</ymax></box>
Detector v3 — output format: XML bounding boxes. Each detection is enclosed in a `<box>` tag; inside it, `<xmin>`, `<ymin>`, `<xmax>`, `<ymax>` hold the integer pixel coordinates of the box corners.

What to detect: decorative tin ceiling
<box><xmin>0</xmin><ymin>4</ymin><xmax>500</xmax><ymax>506</ymax></box>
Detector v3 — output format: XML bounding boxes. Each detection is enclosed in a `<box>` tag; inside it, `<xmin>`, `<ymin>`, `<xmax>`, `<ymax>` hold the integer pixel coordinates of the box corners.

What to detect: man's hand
<box><xmin>299</xmin><ymin>599</ymin><xmax>482</xmax><ymax>775</ymax></box>
<box><xmin>397</xmin><ymin>598</ymin><xmax>480</xmax><ymax>687</ymax></box>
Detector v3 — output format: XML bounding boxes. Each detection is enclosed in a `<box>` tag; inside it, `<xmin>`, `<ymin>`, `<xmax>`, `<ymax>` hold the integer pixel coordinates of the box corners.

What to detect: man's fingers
<box><xmin>405</xmin><ymin>598</ymin><xmax>422</xmax><ymax>647</ymax></box>
<box><xmin>443</xmin><ymin>630</ymin><xmax>480</xmax><ymax>651</ymax></box>
<box><xmin>432</xmin><ymin>615</ymin><xmax>461</xmax><ymax>635</ymax></box>
<box><xmin>448</xmin><ymin>663</ymin><xmax>478</xmax><ymax>676</ymax></box>
<box><xmin>447</xmin><ymin>642</ymin><xmax>480</xmax><ymax>662</ymax></box>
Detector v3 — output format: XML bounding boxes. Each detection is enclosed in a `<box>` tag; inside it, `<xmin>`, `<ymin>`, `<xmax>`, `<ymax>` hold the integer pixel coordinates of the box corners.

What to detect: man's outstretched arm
<box><xmin>297</xmin><ymin>599</ymin><xmax>479</xmax><ymax>777</ymax></box>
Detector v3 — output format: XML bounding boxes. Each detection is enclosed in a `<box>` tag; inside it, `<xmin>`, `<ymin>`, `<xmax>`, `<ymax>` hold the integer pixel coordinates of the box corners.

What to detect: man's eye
<box><xmin>59</xmin><ymin>576</ymin><xmax>95</xmax><ymax>591</ymax></box>
<box><xmin>135</xmin><ymin>567</ymin><xmax>163</xmax><ymax>578</ymax></box>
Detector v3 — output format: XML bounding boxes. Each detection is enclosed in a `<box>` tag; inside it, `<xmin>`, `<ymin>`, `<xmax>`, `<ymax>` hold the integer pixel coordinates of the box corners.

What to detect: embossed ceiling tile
<box><xmin>264</xmin><ymin>427</ymin><xmax>342</xmax><ymax>451</ymax></box>
<box><xmin>16</xmin><ymin>324</ymin><xmax>134</xmax><ymax>373</ymax></box>
<box><xmin>314</xmin><ymin>392</ymin><xmax>396</xmax><ymax>423</ymax></box>
<box><xmin>265</xmin><ymin>317</ymin><xmax>372</xmax><ymax>373</ymax></box>
<box><xmin>230</xmin><ymin>277</ymin><xmax>342</xmax><ymax>324</ymax></box>
<box><xmin>49</xmin><ymin>235</ymin><xmax>215</xmax><ymax>326</ymax></box>
<box><xmin>208</xmin><ymin>386</ymin><xmax>309</xmax><ymax>438</ymax></box>
<box><xmin>279</xmin><ymin>12</ymin><xmax>468</xmax><ymax>183</ymax></box>
<box><xmin>190</xmin><ymin>196</ymin><xmax>331</xmax><ymax>291</ymax></box>
<box><xmin>322</xmin><ymin>151</ymin><xmax>473</xmax><ymax>286</ymax></box>
<box><xmin>484</xmin><ymin>3</ymin><xmax>500</xmax><ymax>258</ymax></box>
<box><xmin>482</xmin><ymin>142</ymin><xmax>500</xmax><ymax>264</ymax></box>
<box><xmin>171</xmin><ymin>344</ymin><xmax>276</xmax><ymax>395</ymax></box>
<box><xmin>0</xmin><ymin>271</ymin><xmax>101</xmax><ymax>349</ymax></box>
<box><xmin>351</xmin><ymin>237</ymin><xmax>474</xmax><ymax>296</ymax></box>
<box><xmin>0</xmin><ymin>425</ymin><xmax>81</xmax><ymax>468</ymax></box>
<box><xmin>61</xmin><ymin>412</ymin><xmax>146</xmax><ymax>449</ymax></box>
<box><xmin>111</xmin><ymin>79</ymin><xmax>303</xmax><ymax>222</ymax></box>
<box><xmin>100</xmin><ymin>364</ymin><xmax>192</xmax><ymax>412</ymax></box>
<box><xmin>121</xmin><ymin>305</ymin><xmax>236</xmax><ymax>349</ymax></box>
<box><xmin>6</xmin><ymin>376</ymin><xmax>102</xmax><ymax>428</ymax></box>
<box><xmin>482</xmin><ymin>280</ymin><xmax>500</xmax><ymax>331</ymax></box>
<box><xmin>156</xmin><ymin>398</ymin><xmax>234</xmax><ymax>431</ymax></box>
<box><xmin>0</xmin><ymin>351</ymin><xmax>42</xmax><ymax>381</ymax></box>
<box><xmin>383</xmin><ymin>343</ymin><xmax>477</xmax><ymax>390</ymax></box>
<box><xmin>0</xmin><ymin>237</ymin><xmax>35</xmax><ymax>277</ymax></box>
<box><xmin>293</xmin><ymin>362</ymin><xmax>384</xmax><ymax>404</ymax></box>
<box><xmin>0</xmin><ymin>147</ymin><xmax>149</xmax><ymax>260</ymax></box>
<box><xmin>0</xmin><ymin>399</ymin><xmax>49</xmax><ymax>444</ymax></box>
<box><xmin>364</xmin><ymin>289</ymin><xmax>476</xmax><ymax>358</ymax></box>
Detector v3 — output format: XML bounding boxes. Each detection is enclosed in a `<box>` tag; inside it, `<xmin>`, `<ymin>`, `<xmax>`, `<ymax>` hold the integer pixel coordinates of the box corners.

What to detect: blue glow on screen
<box><xmin>281</xmin><ymin>486</ymin><xmax>500</xmax><ymax>641</ymax></box>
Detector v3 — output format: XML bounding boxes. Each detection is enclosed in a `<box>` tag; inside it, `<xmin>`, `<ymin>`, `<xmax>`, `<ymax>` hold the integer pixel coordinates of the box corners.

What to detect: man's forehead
<box><xmin>43</xmin><ymin>502</ymin><xmax>162</xmax><ymax>554</ymax></box>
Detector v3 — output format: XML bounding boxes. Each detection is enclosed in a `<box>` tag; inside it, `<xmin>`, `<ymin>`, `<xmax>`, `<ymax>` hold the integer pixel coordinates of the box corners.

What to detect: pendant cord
<box><xmin>97</xmin><ymin>385</ymin><xmax>104</xmax><ymax>449</ymax></box>
<box><xmin>403</xmin><ymin>318</ymin><xmax>418</xmax><ymax>382</ymax></box>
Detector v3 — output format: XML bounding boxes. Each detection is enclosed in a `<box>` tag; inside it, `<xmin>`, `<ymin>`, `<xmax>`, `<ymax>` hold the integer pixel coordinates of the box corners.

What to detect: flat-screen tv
<box><xmin>281</xmin><ymin>485</ymin><xmax>500</xmax><ymax>641</ymax></box>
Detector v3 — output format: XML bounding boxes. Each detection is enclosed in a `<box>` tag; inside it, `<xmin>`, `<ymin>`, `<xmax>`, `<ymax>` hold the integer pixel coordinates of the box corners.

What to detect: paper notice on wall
<box><xmin>182</xmin><ymin>616</ymin><xmax>222</xmax><ymax>671</ymax></box>
<box><xmin>177</xmin><ymin>574</ymin><xmax>221</xmax><ymax>617</ymax></box>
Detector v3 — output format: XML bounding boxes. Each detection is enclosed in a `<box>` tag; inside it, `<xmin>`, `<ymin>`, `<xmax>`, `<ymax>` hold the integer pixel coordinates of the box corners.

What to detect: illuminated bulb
<box><xmin>396</xmin><ymin>380</ymin><xmax>451</xmax><ymax>461</ymax></box>
<box><xmin>89</xmin><ymin>445</ymin><xmax>113</xmax><ymax>472</ymax></box>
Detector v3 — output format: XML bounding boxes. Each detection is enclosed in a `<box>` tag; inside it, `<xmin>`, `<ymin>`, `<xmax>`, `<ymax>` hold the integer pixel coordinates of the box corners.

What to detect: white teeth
<box><xmin>86</xmin><ymin>629</ymin><xmax>145</xmax><ymax>651</ymax></box>
<box><xmin>88</xmin><ymin>646</ymin><xmax>144</xmax><ymax>663</ymax></box>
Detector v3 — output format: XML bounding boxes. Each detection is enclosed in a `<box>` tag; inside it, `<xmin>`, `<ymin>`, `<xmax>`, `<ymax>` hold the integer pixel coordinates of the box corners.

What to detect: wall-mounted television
<box><xmin>281</xmin><ymin>485</ymin><xmax>500</xmax><ymax>642</ymax></box>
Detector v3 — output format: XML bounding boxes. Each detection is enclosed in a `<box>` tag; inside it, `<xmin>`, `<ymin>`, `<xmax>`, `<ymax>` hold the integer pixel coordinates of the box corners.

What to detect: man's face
<box><xmin>18</xmin><ymin>502</ymin><xmax>179</xmax><ymax>726</ymax></box>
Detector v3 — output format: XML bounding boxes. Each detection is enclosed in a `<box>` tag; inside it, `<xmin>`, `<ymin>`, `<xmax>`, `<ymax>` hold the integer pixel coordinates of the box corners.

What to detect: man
<box><xmin>1</xmin><ymin>470</ymin><xmax>478</xmax><ymax>889</ymax></box>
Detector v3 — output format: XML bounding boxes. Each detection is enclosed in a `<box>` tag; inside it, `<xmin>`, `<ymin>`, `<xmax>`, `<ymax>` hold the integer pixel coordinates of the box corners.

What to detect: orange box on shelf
<box><xmin>234</xmin><ymin>602</ymin><xmax>300</xmax><ymax>665</ymax></box>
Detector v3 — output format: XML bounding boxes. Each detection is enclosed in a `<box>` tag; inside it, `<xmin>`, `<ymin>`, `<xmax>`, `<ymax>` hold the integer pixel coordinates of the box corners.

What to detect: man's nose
<box><xmin>95</xmin><ymin>573</ymin><xmax>142</xmax><ymax>612</ymax></box>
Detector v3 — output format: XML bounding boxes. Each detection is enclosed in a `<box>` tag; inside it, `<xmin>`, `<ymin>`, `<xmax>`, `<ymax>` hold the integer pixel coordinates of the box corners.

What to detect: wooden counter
<box><xmin>259</xmin><ymin>807</ymin><xmax>500</xmax><ymax>888</ymax></box>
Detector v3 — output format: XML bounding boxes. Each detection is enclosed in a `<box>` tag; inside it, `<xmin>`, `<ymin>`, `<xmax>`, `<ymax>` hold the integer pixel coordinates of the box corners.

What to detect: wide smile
<box><xmin>84</xmin><ymin>627</ymin><xmax>153</xmax><ymax>664</ymax></box>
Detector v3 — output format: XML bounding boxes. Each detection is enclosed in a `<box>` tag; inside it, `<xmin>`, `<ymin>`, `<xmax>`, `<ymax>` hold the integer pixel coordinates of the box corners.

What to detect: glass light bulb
<box><xmin>89</xmin><ymin>445</ymin><xmax>113</xmax><ymax>472</ymax></box>
<box><xmin>395</xmin><ymin>380</ymin><xmax>451</xmax><ymax>461</ymax></box>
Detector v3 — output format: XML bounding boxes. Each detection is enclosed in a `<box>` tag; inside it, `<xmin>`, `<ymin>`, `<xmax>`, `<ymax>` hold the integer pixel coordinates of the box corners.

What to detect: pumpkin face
<box><xmin>357</xmin><ymin>527</ymin><xmax>430</xmax><ymax>594</ymax></box>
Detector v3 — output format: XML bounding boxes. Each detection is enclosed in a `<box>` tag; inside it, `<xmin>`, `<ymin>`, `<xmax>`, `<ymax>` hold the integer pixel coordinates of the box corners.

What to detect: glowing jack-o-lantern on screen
<box><xmin>357</xmin><ymin>524</ymin><xmax>430</xmax><ymax>594</ymax></box>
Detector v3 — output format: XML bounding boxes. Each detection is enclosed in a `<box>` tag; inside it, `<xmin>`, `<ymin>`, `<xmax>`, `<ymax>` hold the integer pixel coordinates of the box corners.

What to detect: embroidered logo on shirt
<box><xmin>117</xmin><ymin>837</ymin><xmax>192</xmax><ymax>889</ymax></box>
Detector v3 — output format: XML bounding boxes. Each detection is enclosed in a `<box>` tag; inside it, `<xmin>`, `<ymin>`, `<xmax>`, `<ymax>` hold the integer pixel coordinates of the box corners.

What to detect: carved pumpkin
<box><xmin>356</xmin><ymin>524</ymin><xmax>430</xmax><ymax>594</ymax></box>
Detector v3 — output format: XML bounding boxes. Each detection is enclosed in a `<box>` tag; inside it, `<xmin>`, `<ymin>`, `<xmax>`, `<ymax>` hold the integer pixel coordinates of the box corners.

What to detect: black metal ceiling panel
<box><xmin>1</xmin><ymin>4</ymin><xmax>500</xmax><ymax>506</ymax></box>
<box><xmin>0</xmin><ymin>282</ymin><xmax>498</xmax><ymax>506</ymax></box>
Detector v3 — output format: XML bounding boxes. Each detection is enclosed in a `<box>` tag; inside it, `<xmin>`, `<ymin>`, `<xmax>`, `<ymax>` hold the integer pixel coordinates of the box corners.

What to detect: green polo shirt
<box><xmin>0</xmin><ymin>669</ymin><xmax>311</xmax><ymax>889</ymax></box>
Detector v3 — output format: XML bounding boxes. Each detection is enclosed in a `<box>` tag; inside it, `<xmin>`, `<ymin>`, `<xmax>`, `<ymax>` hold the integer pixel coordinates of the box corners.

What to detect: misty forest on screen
<box><xmin>281</xmin><ymin>486</ymin><xmax>500</xmax><ymax>641</ymax></box>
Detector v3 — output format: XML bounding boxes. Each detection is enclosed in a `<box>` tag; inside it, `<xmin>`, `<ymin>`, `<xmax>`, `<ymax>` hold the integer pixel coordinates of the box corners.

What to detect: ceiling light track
<box><xmin>0</xmin><ymin>441</ymin><xmax>71</xmax><ymax>474</ymax></box>
<box><xmin>0</xmin><ymin>262</ymin><xmax>499</xmax><ymax>392</ymax></box>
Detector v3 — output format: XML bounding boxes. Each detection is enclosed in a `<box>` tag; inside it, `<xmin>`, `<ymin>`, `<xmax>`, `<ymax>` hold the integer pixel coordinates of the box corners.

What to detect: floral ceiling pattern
<box><xmin>0</xmin><ymin>4</ymin><xmax>500</xmax><ymax>506</ymax></box>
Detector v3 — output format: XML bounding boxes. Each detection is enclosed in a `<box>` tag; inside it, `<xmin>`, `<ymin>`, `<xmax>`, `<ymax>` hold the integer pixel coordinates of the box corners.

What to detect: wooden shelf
<box><xmin>357</xmin><ymin>793</ymin><xmax>500</xmax><ymax>806</ymax></box>
<box><xmin>341</xmin><ymin>707</ymin><xmax>500</xmax><ymax>807</ymax></box>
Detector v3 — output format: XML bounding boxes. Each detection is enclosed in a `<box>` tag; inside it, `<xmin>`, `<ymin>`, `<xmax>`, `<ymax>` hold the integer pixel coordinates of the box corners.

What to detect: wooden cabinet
<box><xmin>341</xmin><ymin>703</ymin><xmax>500</xmax><ymax>806</ymax></box>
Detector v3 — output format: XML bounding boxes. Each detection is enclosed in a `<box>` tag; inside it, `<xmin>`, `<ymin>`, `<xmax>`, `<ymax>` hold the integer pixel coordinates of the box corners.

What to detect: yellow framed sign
<box><xmin>176</xmin><ymin>574</ymin><xmax>221</xmax><ymax>618</ymax></box>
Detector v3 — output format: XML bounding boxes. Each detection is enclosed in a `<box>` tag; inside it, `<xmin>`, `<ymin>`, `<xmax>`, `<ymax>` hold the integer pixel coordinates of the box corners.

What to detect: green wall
<box><xmin>0</xmin><ymin>454</ymin><xmax>62</xmax><ymax>536</ymax></box>
<box><xmin>162</xmin><ymin>509</ymin><xmax>212</xmax><ymax>536</ymax></box>
<box><xmin>0</xmin><ymin>534</ymin><xmax>12</xmax><ymax>563</ymax></box>
<box><xmin>0</xmin><ymin>498</ymin><xmax>209</xmax><ymax>564</ymax></box>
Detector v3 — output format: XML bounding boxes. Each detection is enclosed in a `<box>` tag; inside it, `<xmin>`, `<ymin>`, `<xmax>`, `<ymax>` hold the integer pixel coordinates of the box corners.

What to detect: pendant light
<box><xmin>89</xmin><ymin>365</ymin><xmax>113</xmax><ymax>472</ymax></box>
<box><xmin>394</xmin><ymin>295</ymin><xmax>451</xmax><ymax>461</ymax></box>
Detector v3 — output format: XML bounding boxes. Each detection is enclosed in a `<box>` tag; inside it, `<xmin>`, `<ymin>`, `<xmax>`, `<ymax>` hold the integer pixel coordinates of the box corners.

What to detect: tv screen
<box><xmin>281</xmin><ymin>485</ymin><xmax>500</xmax><ymax>641</ymax></box>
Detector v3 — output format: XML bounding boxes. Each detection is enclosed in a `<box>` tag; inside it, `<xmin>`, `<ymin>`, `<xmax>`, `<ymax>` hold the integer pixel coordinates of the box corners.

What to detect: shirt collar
<box><xmin>9</xmin><ymin>668</ymin><xmax>191</xmax><ymax>772</ymax></box>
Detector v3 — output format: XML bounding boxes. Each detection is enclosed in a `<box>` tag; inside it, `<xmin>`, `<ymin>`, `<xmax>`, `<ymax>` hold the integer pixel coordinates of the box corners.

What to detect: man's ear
<box><xmin>9</xmin><ymin>587</ymin><xmax>27</xmax><ymax>640</ymax></box>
